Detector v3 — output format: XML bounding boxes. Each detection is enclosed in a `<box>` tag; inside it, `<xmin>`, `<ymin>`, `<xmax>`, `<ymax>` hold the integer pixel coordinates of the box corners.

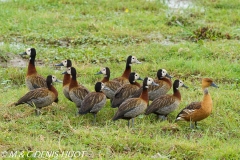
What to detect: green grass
<box><xmin>0</xmin><ymin>0</ymin><xmax>240</xmax><ymax>159</ymax></box>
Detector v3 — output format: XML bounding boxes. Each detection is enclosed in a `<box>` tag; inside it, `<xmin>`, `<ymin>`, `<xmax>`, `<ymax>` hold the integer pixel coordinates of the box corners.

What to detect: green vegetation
<box><xmin>0</xmin><ymin>0</ymin><xmax>240</xmax><ymax>159</ymax></box>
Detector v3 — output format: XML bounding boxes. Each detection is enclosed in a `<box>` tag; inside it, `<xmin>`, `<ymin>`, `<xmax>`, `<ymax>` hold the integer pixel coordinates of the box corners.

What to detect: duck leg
<box><xmin>93</xmin><ymin>113</ymin><xmax>97</xmax><ymax>125</ymax></box>
<box><xmin>195</xmin><ymin>121</ymin><xmax>198</xmax><ymax>129</ymax></box>
<box><xmin>158</xmin><ymin>115</ymin><xmax>167</xmax><ymax>121</ymax></box>
<box><xmin>128</xmin><ymin>120</ymin><xmax>130</xmax><ymax>128</ymax></box>
<box><xmin>132</xmin><ymin>118</ymin><xmax>134</xmax><ymax>128</ymax></box>
<box><xmin>35</xmin><ymin>108</ymin><xmax>41</xmax><ymax>116</ymax></box>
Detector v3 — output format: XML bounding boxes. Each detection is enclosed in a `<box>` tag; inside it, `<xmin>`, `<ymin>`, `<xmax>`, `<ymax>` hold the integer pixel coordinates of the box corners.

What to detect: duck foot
<box><xmin>35</xmin><ymin>108</ymin><xmax>41</xmax><ymax>116</ymax></box>
<box><xmin>157</xmin><ymin>115</ymin><xmax>167</xmax><ymax>121</ymax></box>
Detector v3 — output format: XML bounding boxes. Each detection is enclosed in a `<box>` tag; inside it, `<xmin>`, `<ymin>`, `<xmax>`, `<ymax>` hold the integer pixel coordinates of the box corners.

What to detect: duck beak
<box><xmin>166</xmin><ymin>73</ymin><xmax>173</xmax><ymax>79</ymax></box>
<box><xmin>55</xmin><ymin>62</ymin><xmax>64</xmax><ymax>66</ymax></box>
<box><xmin>103</xmin><ymin>86</ymin><xmax>111</xmax><ymax>91</ymax></box>
<box><xmin>151</xmin><ymin>81</ymin><xmax>159</xmax><ymax>86</ymax></box>
<box><xmin>211</xmin><ymin>82</ymin><xmax>219</xmax><ymax>88</ymax></box>
<box><xmin>19</xmin><ymin>52</ymin><xmax>27</xmax><ymax>56</ymax></box>
<box><xmin>62</xmin><ymin>71</ymin><xmax>68</xmax><ymax>74</ymax></box>
<box><xmin>138</xmin><ymin>77</ymin><xmax>144</xmax><ymax>81</ymax></box>
<box><xmin>95</xmin><ymin>71</ymin><xmax>103</xmax><ymax>75</ymax></box>
<box><xmin>182</xmin><ymin>84</ymin><xmax>189</xmax><ymax>88</ymax></box>
<box><xmin>136</xmin><ymin>59</ymin><xmax>141</xmax><ymax>64</ymax></box>
<box><xmin>55</xmin><ymin>79</ymin><xmax>63</xmax><ymax>83</ymax></box>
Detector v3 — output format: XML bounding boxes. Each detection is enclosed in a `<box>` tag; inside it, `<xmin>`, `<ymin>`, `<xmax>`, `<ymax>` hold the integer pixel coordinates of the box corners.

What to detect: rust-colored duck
<box><xmin>175</xmin><ymin>78</ymin><xmax>218</xmax><ymax>128</ymax></box>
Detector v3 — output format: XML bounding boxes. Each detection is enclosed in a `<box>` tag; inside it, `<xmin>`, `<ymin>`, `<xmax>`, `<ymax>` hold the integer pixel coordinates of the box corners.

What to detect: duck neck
<box><xmin>173</xmin><ymin>87</ymin><xmax>181</xmax><ymax>101</ymax></box>
<box><xmin>49</xmin><ymin>85</ymin><xmax>58</xmax><ymax>98</ymax></box>
<box><xmin>140</xmin><ymin>86</ymin><xmax>149</xmax><ymax>103</ymax></box>
<box><xmin>134</xmin><ymin>81</ymin><xmax>141</xmax><ymax>87</ymax></box>
<box><xmin>202</xmin><ymin>88</ymin><xmax>212</xmax><ymax>105</ymax></box>
<box><xmin>160</xmin><ymin>77</ymin><xmax>172</xmax><ymax>87</ymax></box>
<box><xmin>122</xmin><ymin>63</ymin><xmax>131</xmax><ymax>78</ymax></box>
<box><xmin>102</xmin><ymin>74</ymin><xmax>110</xmax><ymax>83</ymax></box>
<box><xmin>27</xmin><ymin>57</ymin><xmax>37</xmax><ymax>75</ymax></box>
<box><xmin>69</xmin><ymin>74</ymin><xmax>78</xmax><ymax>90</ymax></box>
<box><xmin>63</xmin><ymin>74</ymin><xmax>71</xmax><ymax>86</ymax></box>
<box><xmin>201</xmin><ymin>87</ymin><xmax>213</xmax><ymax>114</ymax></box>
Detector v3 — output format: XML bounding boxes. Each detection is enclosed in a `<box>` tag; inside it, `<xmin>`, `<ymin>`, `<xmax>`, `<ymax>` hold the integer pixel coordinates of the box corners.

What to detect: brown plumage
<box><xmin>145</xmin><ymin>79</ymin><xmax>188</xmax><ymax>120</ymax></box>
<box><xmin>15</xmin><ymin>75</ymin><xmax>59</xmax><ymax>115</ymax></box>
<box><xmin>20</xmin><ymin>48</ymin><xmax>46</xmax><ymax>90</ymax></box>
<box><xmin>96</xmin><ymin>67</ymin><xmax>122</xmax><ymax>99</ymax></box>
<box><xmin>111</xmin><ymin>72</ymin><xmax>142</xmax><ymax>108</ymax></box>
<box><xmin>55</xmin><ymin>59</ymin><xmax>72</xmax><ymax>101</ymax></box>
<box><xmin>112</xmin><ymin>77</ymin><xmax>158</xmax><ymax>127</ymax></box>
<box><xmin>131</xmin><ymin>69</ymin><xmax>172</xmax><ymax>101</ymax></box>
<box><xmin>175</xmin><ymin>78</ymin><xmax>218</xmax><ymax>128</ymax></box>
<box><xmin>79</xmin><ymin>82</ymin><xmax>107</xmax><ymax>124</ymax></box>
<box><xmin>63</xmin><ymin>67</ymin><xmax>90</xmax><ymax>112</ymax></box>
<box><xmin>113</xmin><ymin>56</ymin><xmax>141</xmax><ymax>85</ymax></box>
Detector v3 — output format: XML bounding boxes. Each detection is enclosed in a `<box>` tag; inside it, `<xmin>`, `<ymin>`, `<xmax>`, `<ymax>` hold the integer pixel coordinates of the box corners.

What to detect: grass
<box><xmin>0</xmin><ymin>0</ymin><xmax>240</xmax><ymax>159</ymax></box>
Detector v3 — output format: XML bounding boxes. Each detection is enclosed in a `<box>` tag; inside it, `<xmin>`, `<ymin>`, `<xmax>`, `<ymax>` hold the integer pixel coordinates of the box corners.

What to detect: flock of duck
<box><xmin>12</xmin><ymin>48</ymin><xmax>218</xmax><ymax>129</ymax></box>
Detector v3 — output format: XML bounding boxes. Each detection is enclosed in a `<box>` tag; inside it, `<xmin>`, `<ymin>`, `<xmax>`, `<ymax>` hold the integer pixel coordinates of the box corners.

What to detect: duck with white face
<box><xmin>62</xmin><ymin>67</ymin><xmax>90</xmax><ymax>113</ymax></box>
<box><xmin>95</xmin><ymin>67</ymin><xmax>122</xmax><ymax>99</ymax></box>
<box><xmin>113</xmin><ymin>55</ymin><xmax>141</xmax><ymax>85</ymax></box>
<box><xmin>111</xmin><ymin>72</ymin><xmax>143</xmax><ymax>108</ymax></box>
<box><xmin>145</xmin><ymin>79</ymin><xmax>188</xmax><ymax>121</ymax></box>
<box><xmin>14</xmin><ymin>75</ymin><xmax>61</xmax><ymax>116</ymax></box>
<box><xmin>20</xmin><ymin>48</ymin><xmax>47</xmax><ymax>90</ymax></box>
<box><xmin>112</xmin><ymin>77</ymin><xmax>159</xmax><ymax>128</ymax></box>
<box><xmin>131</xmin><ymin>69</ymin><xmax>173</xmax><ymax>101</ymax></box>
<box><xmin>79</xmin><ymin>82</ymin><xmax>110</xmax><ymax>124</ymax></box>
<box><xmin>55</xmin><ymin>59</ymin><xmax>73</xmax><ymax>101</ymax></box>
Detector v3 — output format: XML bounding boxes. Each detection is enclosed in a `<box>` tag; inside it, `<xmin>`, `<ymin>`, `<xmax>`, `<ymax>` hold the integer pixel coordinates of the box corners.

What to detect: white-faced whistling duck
<box><xmin>79</xmin><ymin>82</ymin><xmax>108</xmax><ymax>124</ymax></box>
<box><xmin>112</xmin><ymin>77</ymin><xmax>158</xmax><ymax>128</ymax></box>
<box><xmin>145</xmin><ymin>79</ymin><xmax>188</xmax><ymax>120</ymax></box>
<box><xmin>175</xmin><ymin>78</ymin><xmax>218</xmax><ymax>129</ymax></box>
<box><xmin>62</xmin><ymin>67</ymin><xmax>90</xmax><ymax>113</ymax></box>
<box><xmin>95</xmin><ymin>67</ymin><xmax>122</xmax><ymax>99</ymax></box>
<box><xmin>14</xmin><ymin>75</ymin><xmax>60</xmax><ymax>115</ymax></box>
<box><xmin>55</xmin><ymin>59</ymin><xmax>72</xmax><ymax>101</ymax></box>
<box><xmin>131</xmin><ymin>69</ymin><xmax>173</xmax><ymax>101</ymax></box>
<box><xmin>113</xmin><ymin>56</ymin><xmax>141</xmax><ymax>85</ymax></box>
<box><xmin>111</xmin><ymin>72</ymin><xmax>143</xmax><ymax>108</ymax></box>
<box><xmin>20</xmin><ymin>48</ymin><xmax>46</xmax><ymax>90</ymax></box>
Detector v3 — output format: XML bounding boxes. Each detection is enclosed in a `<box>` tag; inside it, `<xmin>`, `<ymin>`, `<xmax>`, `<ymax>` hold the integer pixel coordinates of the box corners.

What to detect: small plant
<box><xmin>189</xmin><ymin>26</ymin><xmax>231</xmax><ymax>41</ymax></box>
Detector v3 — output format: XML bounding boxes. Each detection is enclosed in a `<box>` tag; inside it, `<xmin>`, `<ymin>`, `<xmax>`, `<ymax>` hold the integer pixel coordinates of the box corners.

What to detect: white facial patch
<box><xmin>162</xmin><ymin>69</ymin><xmax>167</xmax><ymax>76</ymax></box>
<box><xmin>134</xmin><ymin>73</ymin><xmax>140</xmax><ymax>80</ymax></box>
<box><xmin>179</xmin><ymin>80</ymin><xmax>184</xmax><ymax>87</ymax></box>
<box><xmin>26</xmin><ymin>48</ymin><xmax>31</xmax><ymax>56</ymax></box>
<box><xmin>67</xmin><ymin>67</ymin><xmax>71</xmax><ymax>74</ymax></box>
<box><xmin>147</xmin><ymin>78</ymin><xmax>154</xmax><ymax>85</ymax></box>
<box><xmin>62</xmin><ymin>60</ymin><xmax>68</xmax><ymax>67</ymax></box>
<box><xmin>101</xmin><ymin>68</ymin><xmax>107</xmax><ymax>75</ymax></box>
<box><xmin>52</xmin><ymin>75</ymin><xmax>57</xmax><ymax>82</ymax></box>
